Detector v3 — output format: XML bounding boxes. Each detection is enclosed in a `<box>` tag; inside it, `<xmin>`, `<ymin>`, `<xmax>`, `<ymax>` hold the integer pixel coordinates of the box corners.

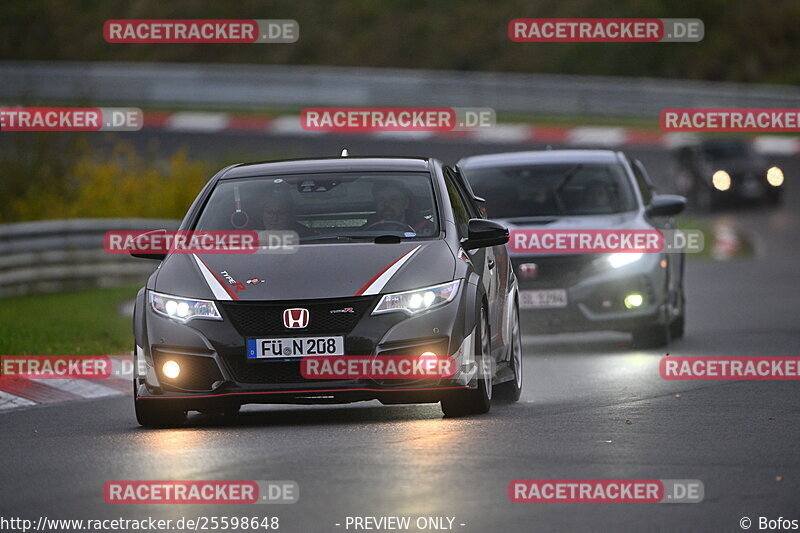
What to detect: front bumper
<box><xmin>134</xmin><ymin>289</ymin><xmax>478</xmax><ymax>408</ymax></box>
<box><xmin>514</xmin><ymin>253</ymin><xmax>667</xmax><ymax>333</ymax></box>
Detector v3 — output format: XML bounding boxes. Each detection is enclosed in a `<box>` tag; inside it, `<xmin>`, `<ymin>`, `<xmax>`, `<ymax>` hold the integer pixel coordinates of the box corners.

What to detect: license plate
<box><xmin>247</xmin><ymin>336</ymin><xmax>344</xmax><ymax>359</ymax></box>
<box><xmin>520</xmin><ymin>289</ymin><xmax>568</xmax><ymax>309</ymax></box>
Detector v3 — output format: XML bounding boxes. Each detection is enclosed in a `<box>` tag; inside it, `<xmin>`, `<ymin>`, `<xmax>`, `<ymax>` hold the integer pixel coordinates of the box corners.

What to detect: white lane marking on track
<box><xmin>568</xmin><ymin>127</ymin><xmax>627</xmax><ymax>146</ymax></box>
<box><xmin>267</xmin><ymin>115</ymin><xmax>326</xmax><ymax>135</ymax></box>
<box><xmin>166</xmin><ymin>112</ymin><xmax>230</xmax><ymax>132</ymax></box>
<box><xmin>0</xmin><ymin>390</ymin><xmax>37</xmax><ymax>409</ymax></box>
<box><xmin>752</xmin><ymin>136</ymin><xmax>800</xmax><ymax>155</ymax></box>
<box><xmin>29</xmin><ymin>379</ymin><xmax>121</xmax><ymax>399</ymax></box>
<box><xmin>472</xmin><ymin>124</ymin><xmax>530</xmax><ymax>143</ymax></box>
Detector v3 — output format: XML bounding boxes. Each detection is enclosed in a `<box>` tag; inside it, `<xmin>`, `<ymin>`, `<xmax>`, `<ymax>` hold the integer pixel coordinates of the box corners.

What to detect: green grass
<box><xmin>0</xmin><ymin>286</ymin><xmax>139</xmax><ymax>355</ymax></box>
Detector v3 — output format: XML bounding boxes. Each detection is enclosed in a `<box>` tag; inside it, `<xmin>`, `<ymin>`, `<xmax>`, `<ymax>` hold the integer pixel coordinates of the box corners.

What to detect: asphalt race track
<box><xmin>2</xmin><ymin>130</ymin><xmax>799</xmax><ymax>532</ymax></box>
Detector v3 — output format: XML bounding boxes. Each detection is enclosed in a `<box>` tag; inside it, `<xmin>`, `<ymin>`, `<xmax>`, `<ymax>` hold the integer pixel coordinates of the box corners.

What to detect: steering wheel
<box><xmin>364</xmin><ymin>219</ymin><xmax>417</xmax><ymax>234</ymax></box>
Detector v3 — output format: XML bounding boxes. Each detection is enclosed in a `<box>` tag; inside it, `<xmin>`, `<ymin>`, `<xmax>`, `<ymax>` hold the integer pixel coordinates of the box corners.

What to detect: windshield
<box><xmin>194</xmin><ymin>171</ymin><xmax>439</xmax><ymax>242</ymax></box>
<box><xmin>701</xmin><ymin>141</ymin><xmax>753</xmax><ymax>160</ymax></box>
<box><xmin>463</xmin><ymin>163</ymin><xmax>637</xmax><ymax>218</ymax></box>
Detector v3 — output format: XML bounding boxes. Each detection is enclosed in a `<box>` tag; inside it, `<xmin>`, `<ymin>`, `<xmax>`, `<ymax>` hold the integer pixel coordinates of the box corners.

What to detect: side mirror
<box><xmin>130</xmin><ymin>229</ymin><xmax>168</xmax><ymax>260</ymax></box>
<box><xmin>646</xmin><ymin>194</ymin><xmax>686</xmax><ymax>217</ymax></box>
<box><xmin>462</xmin><ymin>219</ymin><xmax>509</xmax><ymax>251</ymax></box>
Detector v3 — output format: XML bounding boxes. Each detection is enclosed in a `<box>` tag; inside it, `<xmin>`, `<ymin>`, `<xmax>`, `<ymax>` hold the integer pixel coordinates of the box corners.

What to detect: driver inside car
<box><xmin>364</xmin><ymin>181</ymin><xmax>435</xmax><ymax>235</ymax></box>
<box><xmin>260</xmin><ymin>188</ymin><xmax>315</xmax><ymax>239</ymax></box>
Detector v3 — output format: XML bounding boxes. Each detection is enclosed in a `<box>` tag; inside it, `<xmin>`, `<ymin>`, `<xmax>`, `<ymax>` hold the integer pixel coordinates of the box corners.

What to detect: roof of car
<box><xmin>221</xmin><ymin>156</ymin><xmax>433</xmax><ymax>179</ymax></box>
<box><xmin>458</xmin><ymin>149</ymin><xmax>621</xmax><ymax>169</ymax></box>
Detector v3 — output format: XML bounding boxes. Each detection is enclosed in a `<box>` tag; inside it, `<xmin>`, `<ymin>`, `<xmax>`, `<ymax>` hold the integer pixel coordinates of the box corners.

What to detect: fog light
<box><xmin>419</xmin><ymin>352</ymin><xmax>439</xmax><ymax>373</ymax></box>
<box><xmin>624</xmin><ymin>294</ymin><xmax>643</xmax><ymax>309</ymax></box>
<box><xmin>162</xmin><ymin>360</ymin><xmax>180</xmax><ymax>379</ymax></box>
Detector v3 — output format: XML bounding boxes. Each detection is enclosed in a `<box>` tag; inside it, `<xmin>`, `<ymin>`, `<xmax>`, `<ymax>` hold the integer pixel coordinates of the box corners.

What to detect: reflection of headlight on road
<box><xmin>712</xmin><ymin>170</ymin><xmax>731</xmax><ymax>191</ymax></box>
<box><xmin>767</xmin><ymin>166</ymin><xmax>784</xmax><ymax>187</ymax></box>
<box><xmin>607</xmin><ymin>252</ymin><xmax>644</xmax><ymax>269</ymax></box>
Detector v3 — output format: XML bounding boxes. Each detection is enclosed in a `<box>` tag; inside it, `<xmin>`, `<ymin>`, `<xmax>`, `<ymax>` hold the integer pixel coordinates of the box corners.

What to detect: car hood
<box><xmin>154</xmin><ymin>240</ymin><xmax>456</xmax><ymax>301</ymax></box>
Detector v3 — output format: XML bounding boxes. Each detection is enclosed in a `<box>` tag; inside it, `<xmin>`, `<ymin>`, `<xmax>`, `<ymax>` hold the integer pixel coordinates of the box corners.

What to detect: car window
<box><xmin>630</xmin><ymin>159</ymin><xmax>653</xmax><ymax>205</ymax></box>
<box><xmin>444</xmin><ymin>173</ymin><xmax>470</xmax><ymax>238</ymax></box>
<box><xmin>463</xmin><ymin>163</ymin><xmax>637</xmax><ymax>218</ymax></box>
<box><xmin>194</xmin><ymin>172</ymin><xmax>439</xmax><ymax>241</ymax></box>
<box><xmin>446</xmin><ymin>168</ymin><xmax>480</xmax><ymax>218</ymax></box>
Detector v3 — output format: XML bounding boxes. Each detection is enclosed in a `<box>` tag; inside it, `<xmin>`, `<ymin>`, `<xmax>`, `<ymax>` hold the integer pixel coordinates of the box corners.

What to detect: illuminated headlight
<box><xmin>767</xmin><ymin>166</ymin><xmax>784</xmax><ymax>187</ymax></box>
<box><xmin>607</xmin><ymin>252</ymin><xmax>644</xmax><ymax>269</ymax></box>
<box><xmin>712</xmin><ymin>170</ymin><xmax>731</xmax><ymax>191</ymax></box>
<box><xmin>149</xmin><ymin>291</ymin><xmax>222</xmax><ymax>322</ymax></box>
<box><xmin>372</xmin><ymin>280</ymin><xmax>460</xmax><ymax>316</ymax></box>
<box><xmin>162</xmin><ymin>360</ymin><xmax>181</xmax><ymax>379</ymax></box>
<box><xmin>624</xmin><ymin>293</ymin><xmax>644</xmax><ymax>309</ymax></box>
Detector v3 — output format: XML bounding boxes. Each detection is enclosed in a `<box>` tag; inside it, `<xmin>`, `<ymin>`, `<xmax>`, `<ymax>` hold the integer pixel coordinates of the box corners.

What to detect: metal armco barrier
<box><xmin>0</xmin><ymin>219</ymin><xmax>178</xmax><ymax>298</ymax></box>
<box><xmin>1</xmin><ymin>61</ymin><xmax>799</xmax><ymax>118</ymax></box>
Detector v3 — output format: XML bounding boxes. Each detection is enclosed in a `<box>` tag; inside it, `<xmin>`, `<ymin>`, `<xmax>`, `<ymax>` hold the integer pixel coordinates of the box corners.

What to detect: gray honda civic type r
<box><xmin>458</xmin><ymin>150</ymin><xmax>687</xmax><ymax>349</ymax></box>
<box><xmin>131</xmin><ymin>156</ymin><xmax>522</xmax><ymax>427</ymax></box>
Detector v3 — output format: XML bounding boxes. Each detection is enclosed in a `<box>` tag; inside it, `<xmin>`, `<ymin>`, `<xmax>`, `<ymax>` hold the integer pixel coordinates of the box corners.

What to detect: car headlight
<box><xmin>372</xmin><ymin>280</ymin><xmax>461</xmax><ymax>316</ymax></box>
<box><xmin>712</xmin><ymin>170</ymin><xmax>731</xmax><ymax>191</ymax></box>
<box><xmin>149</xmin><ymin>291</ymin><xmax>222</xmax><ymax>322</ymax></box>
<box><xmin>607</xmin><ymin>252</ymin><xmax>644</xmax><ymax>269</ymax></box>
<box><xmin>767</xmin><ymin>166</ymin><xmax>784</xmax><ymax>187</ymax></box>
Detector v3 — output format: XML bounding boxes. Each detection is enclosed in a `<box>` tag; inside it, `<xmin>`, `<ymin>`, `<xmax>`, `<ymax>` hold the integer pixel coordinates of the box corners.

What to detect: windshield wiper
<box><xmin>301</xmin><ymin>235</ymin><xmax>361</xmax><ymax>243</ymax></box>
<box><xmin>301</xmin><ymin>234</ymin><xmax>405</xmax><ymax>243</ymax></box>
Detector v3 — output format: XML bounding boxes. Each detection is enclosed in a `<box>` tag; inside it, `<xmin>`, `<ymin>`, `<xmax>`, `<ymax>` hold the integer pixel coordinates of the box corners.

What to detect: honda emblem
<box><xmin>283</xmin><ymin>308</ymin><xmax>309</xmax><ymax>329</ymax></box>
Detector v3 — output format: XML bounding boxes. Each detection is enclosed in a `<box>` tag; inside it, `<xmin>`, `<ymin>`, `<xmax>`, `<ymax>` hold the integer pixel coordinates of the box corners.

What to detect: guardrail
<box><xmin>0</xmin><ymin>219</ymin><xmax>178</xmax><ymax>298</ymax></box>
<box><xmin>2</xmin><ymin>61</ymin><xmax>799</xmax><ymax>118</ymax></box>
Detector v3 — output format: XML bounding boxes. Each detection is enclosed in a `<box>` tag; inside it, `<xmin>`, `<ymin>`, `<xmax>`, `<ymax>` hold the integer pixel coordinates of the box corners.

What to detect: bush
<box><xmin>0</xmin><ymin>135</ymin><xmax>213</xmax><ymax>222</ymax></box>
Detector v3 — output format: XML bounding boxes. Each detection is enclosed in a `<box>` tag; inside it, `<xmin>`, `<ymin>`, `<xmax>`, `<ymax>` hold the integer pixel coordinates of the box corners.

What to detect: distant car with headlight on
<box><xmin>457</xmin><ymin>150</ymin><xmax>686</xmax><ymax>348</ymax></box>
<box><xmin>674</xmin><ymin>138</ymin><xmax>784</xmax><ymax>210</ymax></box>
<box><xmin>131</xmin><ymin>155</ymin><xmax>522</xmax><ymax>427</ymax></box>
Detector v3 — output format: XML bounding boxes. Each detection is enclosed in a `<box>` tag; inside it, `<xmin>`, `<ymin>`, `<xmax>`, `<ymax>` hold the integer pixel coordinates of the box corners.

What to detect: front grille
<box><xmin>225</xmin><ymin>360</ymin><xmax>306</xmax><ymax>384</ymax></box>
<box><xmin>152</xmin><ymin>350</ymin><xmax>224</xmax><ymax>392</ymax></box>
<box><xmin>513</xmin><ymin>255</ymin><xmax>599</xmax><ymax>288</ymax></box>
<box><xmin>219</xmin><ymin>296</ymin><xmax>374</xmax><ymax>337</ymax></box>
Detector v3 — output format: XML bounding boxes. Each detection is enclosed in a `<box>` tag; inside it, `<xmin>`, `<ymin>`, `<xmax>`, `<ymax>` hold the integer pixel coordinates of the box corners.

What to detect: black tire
<box><xmin>135</xmin><ymin>398</ymin><xmax>187</xmax><ymax>428</ymax></box>
<box><xmin>441</xmin><ymin>307</ymin><xmax>492</xmax><ymax>417</ymax></box>
<box><xmin>632</xmin><ymin>322</ymin><xmax>670</xmax><ymax>349</ymax></box>
<box><xmin>495</xmin><ymin>305</ymin><xmax>523</xmax><ymax>403</ymax></box>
